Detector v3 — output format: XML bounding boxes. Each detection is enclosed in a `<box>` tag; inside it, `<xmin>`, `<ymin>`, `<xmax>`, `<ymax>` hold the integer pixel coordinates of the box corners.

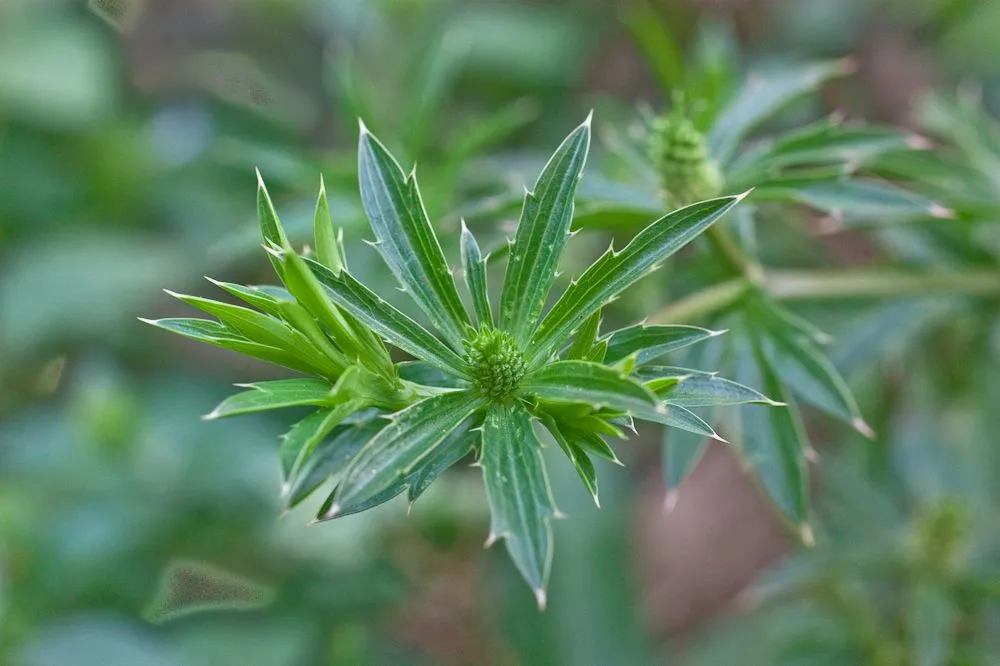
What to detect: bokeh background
<box><xmin>3</xmin><ymin>0</ymin><xmax>1000</xmax><ymax>664</ymax></box>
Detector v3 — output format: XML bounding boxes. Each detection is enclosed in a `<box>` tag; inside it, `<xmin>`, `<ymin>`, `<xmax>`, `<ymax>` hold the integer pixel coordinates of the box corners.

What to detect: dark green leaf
<box><xmin>205</xmin><ymin>280</ymin><xmax>292</xmax><ymax>319</ymax></box>
<box><xmin>306</xmin><ymin>258</ymin><xmax>469</xmax><ymax>377</ymax></box>
<box><xmin>522</xmin><ymin>360</ymin><xmax>660</xmax><ymax>415</ymax></box>
<box><xmin>257</xmin><ymin>170</ymin><xmax>290</xmax><ymax>275</ymax></box>
<box><xmin>530</xmin><ymin>194</ymin><xmax>745</xmax><ymax>364</ymax></box>
<box><xmin>358</xmin><ymin>123</ymin><xmax>471</xmax><ymax>348</ymax></box>
<box><xmin>565</xmin><ymin>309</ymin><xmax>601</xmax><ymax>360</ymax></box>
<box><xmin>279</xmin><ymin>402</ymin><xmax>364</xmax><ymax>482</ymax></box>
<box><xmin>540</xmin><ymin>414</ymin><xmax>600</xmax><ymax>506</ymax></box>
<box><xmin>500</xmin><ymin>115</ymin><xmax>592</xmax><ymax>346</ymax></box>
<box><xmin>481</xmin><ymin>400</ymin><xmax>559</xmax><ymax>607</ymax></box>
<box><xmin>321</xmin><ymin>390</ymin><xmax>483</xmax><ymax>516</ymax></box>
<box><xmin>603</xmin><ymin>324</ymin><xmax>724</xmax><ymax>365</ymax></box>
<box><xmin>396</xmin><ymin>361</ymin><xmax>467</xmax><ymax>389</ymax></box>
<box><xmin>461</xmin><ymin>221</ymin><xmax>493</xmax><ymax>327</ymax></box>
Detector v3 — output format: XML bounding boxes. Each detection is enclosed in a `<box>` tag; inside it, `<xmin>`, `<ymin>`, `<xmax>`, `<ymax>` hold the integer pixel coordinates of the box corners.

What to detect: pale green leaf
<box><xmin>500</xmin><ymin>115</ymin><xmax>592</xmax><ymax>346</ymax></box>
<box><xmin>663</xmin><ymin>427</ymin><xmax>709</xmax><ymax>499</ymax></box>
<box><xmin>529</xmin><ymin>194</ymin><xmax>745</xmax><ymax>364</ymax></box>
<box><xmin>313</xmin><ymin>176</ymin><xmax>347</xmax><ymax>273</ymax></box>
<box><xmin>285</xmin><ymin>410</ymin><xmax>387</xmax><ymax>508</ymax></box>
<box><xmin>709</xmin><ymin>60</ymin><xmax>850</xmax><ymax>164</ymax></box>
<box><xmin>758</xmin><ymin>178</ymin><xmax>950</xmax><ymax>225</ymax></box>
<box><xmin>565</xmin><ymin>309</ymin><xmax>601</xmax><ymax>360</ymax></box>
<box><xmin>540</xmin><ymin>414</ymin><xmax>599</xmax><ymax>506</ymax></box>
<box><xmin>322</xmin><ymin>390</ymin><xmax>483</xmax><ymax>516</ymax></box>
<box><xmin>521</xmin><ymin>360</ymin><xmax>660</xmax><ymax>415</ymax></box>
<box><xmin>279</xmin><ymin>402</ymin><xmax>363</xmax><ymax>482</ymax></box>
<box><xmin>637</xmin><ymin>366</ymin><xmax>779</xmax><ymax>407</ymax></box>
<box><xmin>306</xmin><ymin>258</ymin><xmax>469</xmax><ymax>377</ymax></box>
<box><xmin>141</xmin><ymin>317</ymin><xmax>322</xmax><ymax>375</ymax></box>
<box><xmin>358</xmin><ymin>123</ymin><xmax>471</xmax><ymax>348</ymax></box>
<box><xmin>461</xmin><ymin>221</ymin><xmax>493</xmax><ymax>327</ymax></box>
<box><xmin>205</xmin><ymin>280</ymin><xmax>293</xmax><ymax>319</ymax></box>
<box><xmin>603</xmin><ymin>324</ymin><xmax>724</xmax><ymax>365</ymax></box>
<box><xmin>206</xmin><ymin>378</ymin><xmax>336</xmax><ymax>419</ymax></box>
<box><xmin>257</xmin><ymin>170</ymin><xmax>290</xmax><ymax>274</ymax></box>
<box><xmin>481</xmin><ymin>400</ymin><xmax>558</xmax><ymax>607</ymax></box>
<box><xmin>640</xmin><ymin>402</ymin><xmax>724</xmax><ymax>441</ymax></box>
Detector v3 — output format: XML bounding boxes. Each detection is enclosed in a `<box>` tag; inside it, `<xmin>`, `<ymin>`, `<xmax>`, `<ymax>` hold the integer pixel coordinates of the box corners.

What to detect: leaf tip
<box><xmin>535</xmin><ymin>588</ymin><xmax>548</xmax><ymax>611</ymax></box>
<box><xmin>799</xmin><ymin>523</ymin><xmax>816</xmax><ymax>548</ymax></box>
<box><xmin>734</xmin><ymin>188</ymin><xmax>755</xmax><ymax>204</ymax></box>
<box><xmin>255</xmin><ymin>167</ymin><xmax>266</xmax><ymax>189</ymax></box>
<box><xmin>137</xmin><ymin>317</ymin><xmax>158</xmax><ymax>326</ymax></box>
<box><xmin>930</xmin><ymin>203</ymin><xmax>955</xmax><ymax>219</ymax></box>
<box><xmin>664</xmin><ymin>489</ymin><xmax>680</xmax><ymax>512</ymax></box>
<box><xmin>357</xmin><ymin>117</ymin><xmax>369</xmax><ymax>137</ymax></box>
<box><xmin>852</xmin><ymin>417</ymin><xmax>876</xmax><ymax>440</ymax></box>
<box><xmin>582</xmin><ymin>108</ymin><xmax>594</xmax><ymax>128</ymax></box>
<box><xmin>322</xmin><ymin>502</ymin><xmax>341</xmax><ymax>520</ymax></box>
<box><xmin>709</xmin><ymin>328</ymin><xmax>729</xmax><ymax>337</ymax></box>
<box><xmin>483</xmin><ymin>532</ymin><xmax>501</xmax><ymax>548</ymax></box>
<box><xmin>201</xmin><ymin>410</ymin><xmax>220</xmax><ymax>421</ymax></box>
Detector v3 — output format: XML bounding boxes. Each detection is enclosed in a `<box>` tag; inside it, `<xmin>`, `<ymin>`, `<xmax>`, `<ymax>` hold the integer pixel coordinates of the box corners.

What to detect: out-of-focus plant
<box><xmin>144</xmin><ymin>113</ymin><xmax>801</xmax><ymax>605</ymax></box>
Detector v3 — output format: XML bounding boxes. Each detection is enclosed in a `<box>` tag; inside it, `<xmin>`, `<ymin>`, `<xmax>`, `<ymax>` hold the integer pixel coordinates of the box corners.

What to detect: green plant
<box><xmin>142</xmin><ymin>115</ymin><xmax>791</xmax><ymax>606</ymax></box>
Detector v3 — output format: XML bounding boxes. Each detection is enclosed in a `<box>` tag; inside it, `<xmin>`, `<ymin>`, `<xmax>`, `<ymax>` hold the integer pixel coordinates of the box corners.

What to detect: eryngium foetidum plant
<box><xmin>145</xmin><ymin>114</ymin><xmax>779</xmax><ymax>606</ymax></box>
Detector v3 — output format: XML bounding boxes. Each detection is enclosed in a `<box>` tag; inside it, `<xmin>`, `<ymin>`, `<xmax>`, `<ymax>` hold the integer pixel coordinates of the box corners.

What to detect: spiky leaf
<box><xmin>603</xmin><ymin>324</ymin><xmax>723</xmax><ymax>365</ymax></box>
<box><xmin>481</xmin><ymin>401</ymin><xmax>558</xmax><ymax>608</ymax></box>
<box><xmin>324</xmin><ymin>390</ymin><xmax>483</xmax><ymax>515</ymax></box>
<box><xmin>530</xmin><ymin>194</ymin><xmax>745</xmax><ymax>364</ymax></box>
<box><xmin>500</xmin><ymin>115</ymin><xmax>592</xmax><ymax>345</ymax></box>
<box><xmin>522</xmin><ymin>360</ymin><xmax>660</xmax><ymax>415</ymax></box>
<box><xmin>206</xmin><ymin>379</ymin><xmax>336</xmax><ymax>419</ymax></box>
<box><xmin>460</xmin><ymin>221</ymin><xmax>493</xmax><ymax>327</ymax></box>
<box><xmin>358</xmin><ymin>123</ymin><xmax>471</xmax><ymax>348</ymax></box>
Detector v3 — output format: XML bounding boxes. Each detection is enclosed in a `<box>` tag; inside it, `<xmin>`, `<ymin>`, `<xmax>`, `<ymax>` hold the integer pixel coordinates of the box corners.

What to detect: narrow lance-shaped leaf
<box><xmin>636</xmin><ymin>366</ymin><xmax>781</xmax><ymax>408</ymax></box>
<box><xmin>740</xmin><ymin>331</ymin><xmax>810</xmax><ymax>533</ymax></box>
<box><xmin>522</xmin><ymin>360</ymin><xmax>661</xmax><ymax>416</ymax></box>
<box><xmin>603</xmin><ymin>324</ymin><xmax>725</xmax><ymax>365</ymax></box>
<box><xmin>565</xmin><ymin>309</ymin><xmax>601</xmax><ymax>360</ymax></box>
<box><xmin>758</xmin><ymin>300</ymin><xmax>873</xmax><ymax>437</ymax></box>
<box><xmin>313</xmin><ymin>175</ymin><xmax>348</xmax><ymax>274</ymax></box>
<box><xmin>140</xmin><ymin>318</ymin><xmax>325</xmax><ymax>376</ymax></box>
<box><xmin>205</xmin><ymin>379</ymin><xmax>337</xmax><ymax>420</ymax></box>
<box><xmin>358</xmin><ymin>122</ymin><xmax>471</xmax><ymax>348</ymax></box>
<box><xmin>529</xmin><ymin>193</ymin><xmax>747</xmax><ymax>365</ymax></box>
<box><xmin>481</xmin><ymin>401</ymin><xmax>559</xmax><ymax>608</ymax></box>
<box><xmin>279</xmin><ymin>401</ymin><xmax>365</xmax><ymax>483</ymax></box>
<box><xmin>540</xmin><ymin>414</ymin><xmax>600</xmax><ymax>507</ymax></box>
<box><xmin>257</xmin><ymin>170</ymin><xmax>290</xmax><ymax>275</ymax></box>
<box><xmin>284</xmin><ymin>410</ymin><xmax>387</xmax><ymax>508</ymax></box>
<box><xmin>306</xmin><ymin>257</ymin><xmax>469</xmax><ymax>378</ymax></box>
<box><xmin>313</xmin><ymin>415</ymin><xmax>478</xmax><ymax>519</ymax></box>
<box><xmin>323</xmin><ymin>390</ymin><xmax>483</xmax><ymax>517</ymax></box>
<box><xmin>164</xmin><ymin>291</ymin><xmax>339</xmax><ymax>376</ymax></box>
<box><xmin>500</xmin><ymin>114</ymin><xmax>592</xmax><ymax>345</ymax></box>
<box><xmin>641</xmin><ymin>402</ymin><xmax>725</xmax><ymax>441</ymax></box>
<box><xmin>205</xmin><ymin>279</ymin><xmax>293</xmax><ymax>319</ymax></box>
<box><xmin>708</xmin><ymin>60</ymin><xmax>851</xmax><ymax>165</ymax></box>
<box><xmin>460</xmin><ymin>221</ymin><xmax>493</xmax><ymax>327</ymax></box>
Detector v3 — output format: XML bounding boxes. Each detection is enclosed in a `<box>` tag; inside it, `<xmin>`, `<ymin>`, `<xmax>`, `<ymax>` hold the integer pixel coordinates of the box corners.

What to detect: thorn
<box><xmin>593</xmin><ymin>494</ymin><xmax>601</xmax><ymax>509</ymax></box>
<box><xmin>255</xmin><ymin>167</ymin><xmax>265</xmax><ymax>188</ymax></box>
<box><xmin>664</xmin><ymin>489</ymin><xmax>680</xmax><ymax>512</ymax></box>
<box><xmin>767</xmin><ymin>400</ymin><xmax>789</xmax><ymax>407</ymax></box>
<box><xmin>484</xmin><ymin>532</ymin><xmax>501</xmax><ymax>548</ymax></box>
<box><xmin>734</xmin><ymin>188</ymin><xmax>755</xmax><ymax>203</ymax></box>
<box><xmin>930</xmin><ymin>203</ymin><xmax>955</xmax><ymax>219</ymax></box>
<box><xmin>460</xmin><ymin>218</ymin><xmax>469</xmax><ymax>234</ymax></box>
<box><xmin>162</xmin><ymin>288</ymin><xmax>184</xmax><ymax>299</ymax></box>
<box><xmin>582</xmin><ymin>109</ymin><xmax>594</xmax><ymax>128</ymax></box>
<box><xmin>709</xmin><ymin>328</ymin><xmax>729</xmax><ymax>337</ymax></box>
<box><xmin>201</xmin><ymin>411</ymin><xmax>220</xmax><ymax>421</ymax></box>
<box><xmin>711</xmin><ymin>431</ymin><xmax>729</xmax><ymax>444</ymax></box>
<box><xmin>137</xmin><ymin>317</ymin><xmax>158</xmax><ymax>325</ymax></box>
<box><xmin>357</xmin><ymin>117</ymin><xmax>369</xmax><ymax>136</ymax></box>
<box><xmin>800</xmin><ymin>523</ymin><xmax>816</xmax><ymax>547</ymax></box>
<box><xmin>535</xmin><ymin>588</ymin><xmax>548</xmax><ymax>611</ymax></box>
<box><xmin>853</xmin><ymin>417</ymin><xmax>876</xmax><ymax>440</ymax></box>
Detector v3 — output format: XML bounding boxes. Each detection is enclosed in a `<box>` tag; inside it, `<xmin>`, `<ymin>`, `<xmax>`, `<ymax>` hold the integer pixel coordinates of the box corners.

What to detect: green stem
<box><xmin>652</xmin><ymin>269</ymin><xmax>1000</xmax><ymax>323</ymax></box>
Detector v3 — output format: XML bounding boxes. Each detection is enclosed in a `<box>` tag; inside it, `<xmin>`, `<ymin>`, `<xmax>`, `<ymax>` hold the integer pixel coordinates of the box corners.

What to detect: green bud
<box><xmin>464</xmin><ymin>327</ymin><xmax>527</xmax><ymax>400</ymax></box>
<box><xmin>648</xmin><ymin>109</ymin><xmax>724</xmax><ymax>207</ymax></box>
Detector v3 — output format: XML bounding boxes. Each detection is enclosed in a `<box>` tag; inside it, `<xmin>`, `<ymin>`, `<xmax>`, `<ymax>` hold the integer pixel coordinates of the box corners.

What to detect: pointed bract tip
<box><xmin>583</xmin><ymin>109</ymin><xmax>594</xmax><ymax>128</ymax></box>
<box><xmin>357</xmin><ymin>117</ymin><xmax>369</xmax><ymax>136</ymax></box>
<box><xmin>664</xmin><ymin>489</ymin><xmax>680</xmax><ymax>512</ymax></box>
<box><xmin>484</xmin><ymin>532</ymin><xmax>501</xmax><ymax>549</ymax></box>
<box><xmin>137</xmin><ymin>317</ymin><xmax>158</xmax><ymax>325</ymax></box>
<box><xmin>255</xmin><ymin>167</ymin><xmax>266</xmax><ymax>188</ymax></box>
<box><xmin>711</xmin><ymin>431</ymin><xmax>729</xmax><ymax>444</ymax></box>
<box><xmin>318</xmin><ymin>173</ymin><xmax>326</xmax><ymax>193</ymax></box>
<box><xmin>734</xmin><ymin>188</ymin><xmax>755</xmax><ymax>203</ymax></box>
<box><xmin>800</xmin><ymin>523</ymin><xmax>816</xmax><ymax>547</ymax></box>
<box><xmin>535</xmin><ymin>588</ymin><xmax>548</xmax><ymax>611</ymax></box>
<box><xmin>460</xmin><ymin>218</ymin><xmax>469</xmax><ymax>233</ymax></box>
<box><xmin>709</xmin><ymin>328</ymin><xmax>729</xmax><ymax>337</ymax></box>
<box><xmin>930</xmin><ymin>203</ymin><xmax>955</xmax><ymax>219</ymax></box>
<box><xmin>322</xmin><ymin>503</ymin><xmax>341</xmax><ymax>520</ymax></box>
<box><xmin>201</xmin><ymin>411</ymin><xmax>220</xmax><ymax>421</ymax></box>
<box><xmin>162</xmin><ymin>288</ymin><xmax>183</xmax><ymax>298</ymax></box>
<box><xmin>593</xmin><ymin>495</ymin><xmax>601</xmax><ymax>508</ymax></box>
<box><xmin>853</xmin><ymin>417</ymin><xmax>876</xmax><ymax>440</ymax></box>
<box><xmin>766</xmin><ymin>399</ymin><xmax>789</xmax><ymax>407</ymax></box>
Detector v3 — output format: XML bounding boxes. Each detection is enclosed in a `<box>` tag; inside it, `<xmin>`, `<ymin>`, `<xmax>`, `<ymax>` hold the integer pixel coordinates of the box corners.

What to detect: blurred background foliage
<box><xmin>1</xmin><ymin>0</ymin><xmax>999</xmax><ymax>664</ymax></box>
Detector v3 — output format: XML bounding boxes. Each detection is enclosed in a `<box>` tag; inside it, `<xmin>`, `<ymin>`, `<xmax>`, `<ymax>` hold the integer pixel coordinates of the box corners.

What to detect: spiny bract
<box><xmin>145</xmin><ymin>112</ymin><xmax>770</xmax><ymax>608</ymax></box>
